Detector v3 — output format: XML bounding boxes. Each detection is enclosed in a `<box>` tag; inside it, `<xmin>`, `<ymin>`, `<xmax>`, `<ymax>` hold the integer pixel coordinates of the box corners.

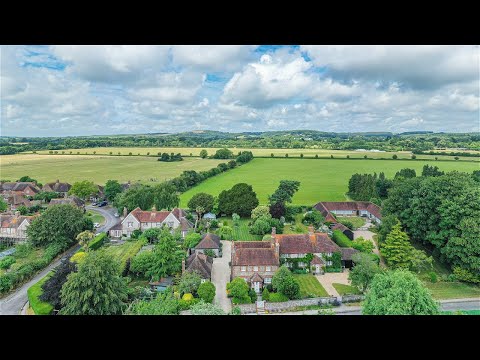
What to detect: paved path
<box><xmin>211</xmin><ymin>241</ymin><xmax>232</xmax><ymax>314</ymax></box>
<box><xmin>353</xmin><ymin>222</ymin><xmax>386</xmax><ymax>267</ymax></box>
<box><xmin>315</xmin><ymin>271</ymin><xmax>351</xmax><ymax>297</ymax></box>
<box><xmin>271</xmin><ymin>298</ymin><xmax>480</xmax><ymax>315</ymax></box>
<box><xmin>0</xmin><ymin>206</ymin><xmax>120</xmax><ymax>315</ymax></box>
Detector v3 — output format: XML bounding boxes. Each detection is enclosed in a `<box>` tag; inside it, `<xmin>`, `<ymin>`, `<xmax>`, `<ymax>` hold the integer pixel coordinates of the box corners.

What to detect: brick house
<box><xmin>109</xmin><ymin>207</ymin><xmax>193</xmax><ymax>239</ymax></box>
<box><xmin>182</xmin><ymin>252</ymin><xmax>213</xmax><ymax>282</ymax></box>
<box><xmin>273</xmin><ymin>226</ymin><xmax>341</xmax><ymax>274</ymax></box>
<box><xmin>231</xmin><ymin>241</ymin><xmax>280</xmax><ymax>293</ymax></box>
<box><xmin>42</xmin><ymin>180</ymin><xmax>71</xmax><ymax>197</ymax></box>
<box><xmin>314</xmin><ymin>201</ymin><xmax>382</xmax><ymax>224</ymax></box>
<box><xmin>0</xmin><ymin>211</ymin><xmax>36</xmax><ymax>244</ymax></box>
<box><xmin>1</xmin><ymin>182</ymin><xmax>41</xmax><ymax>198</ymax></box>
<box><xmin>194</xmin><ymin>233</ymin><xmax>221</xmax><ymax>257</ymax></box>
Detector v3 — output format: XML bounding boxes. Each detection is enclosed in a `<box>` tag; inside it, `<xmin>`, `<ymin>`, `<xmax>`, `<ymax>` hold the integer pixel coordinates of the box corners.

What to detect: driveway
<box><xmin>353</xmin><ymin>221</ymin><xmax>385</xmax><ymax>267</ymax></box>
<box><xmin>211</xmin><ymin>241</ymin><xmax>232</xmax><ymax>313</ymax></box>
<box><xmin>315</xmin><ymin>271</ymin><xmax>351</xmax><ymax>297</ymax></box>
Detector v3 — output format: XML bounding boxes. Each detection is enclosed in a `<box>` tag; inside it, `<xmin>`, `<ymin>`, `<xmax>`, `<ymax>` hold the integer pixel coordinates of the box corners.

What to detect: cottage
<box><xmin>231</xmin><ymin>241</ymin><xmax>280</xmax><ymax>293</ymax></box>
<box><xmin>109</xmin><ymin>207</ymin><xmax>193</xmax><ymax>239</ymax></box>
<box><xmin>314</xmin><ymin>201</ymin><xmax>383</xmax><ymax>224</ymax></box>
<box><xmin>331</xmin><ymin>222</ymin><xmax>354</xmax><ymax>240</ymax></box>
<box><xmin>182</xmin><ymin>252</ymin><xmax>213</xmax><ymax>282</ymax></box>
<box><xmin>194</xmin><ymin>233</ymin><xmax>221</xmax><ymax>257</ymax></box>
<box><xmin>0</xmin><ymin>212</ymin><xmax>35</xmax><ymax>244</ymax></box>
<box><xmin>42</xmin><ymin>180</ymin><xmax>71</xmax><ymax>197</ymax></box>
<box><xmin>4</xmin><ymin>193</ymin><xmax>32</xmax><ymax>211</ymax></box>
<box><xmin>273</xmin><ymin>226</ymin><xmax>341</xmax><ymax>274</ymax></box>
<box><xmin>49</xmin><ymin>195</ymin><xmax>85</xmax><ymax>210</ymax></box>
<box><xmin>1</xmin><ymin>182</ymin><xmax>41</xmax><ymax>197</ymax></box>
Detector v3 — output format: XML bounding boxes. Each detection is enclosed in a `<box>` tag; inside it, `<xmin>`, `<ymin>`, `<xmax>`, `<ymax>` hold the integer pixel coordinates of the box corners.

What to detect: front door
<box><xmin>253</xmin><ymin>281</ymin><xmax>260</xmax><ymax>293</ymax></box>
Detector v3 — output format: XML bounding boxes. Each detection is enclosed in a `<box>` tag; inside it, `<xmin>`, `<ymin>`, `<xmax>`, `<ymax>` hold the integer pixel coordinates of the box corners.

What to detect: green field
<box><xmin>332</xmin><ymin>283</ymin><xmax>362</xmax><ymax>295</ymax></box>
<box><xmin>180</xmin><ymin>158</ymin><xmax>480</xmax><ymax>206</ymax></box>
<box><xmin>424</xmin><ymin>282</ymin><xmax>480</xmax><ymax>300</ymax></box>
<box><xmin>293</xmin><ymin>274</ymin><xmax>329</xmax><ymax>298</ymax></box>
<box><xmin>32</xmin><ymin>146</ymin><xmax>479</xmax><ymax>161</ymax></box>
<box><xmin>86</xmin><ymin>210</ymin><xmax>105</xmax><ymax>225</ymax></box>
<box><xmin>0</xmin><ymin>154</ymin><xmax>224</xmax><ymax>185</ymax></box>
<box><xmin>336</xmin><ymin>217</ymin><xmax>366</xmax><ymax>229</ymax></box>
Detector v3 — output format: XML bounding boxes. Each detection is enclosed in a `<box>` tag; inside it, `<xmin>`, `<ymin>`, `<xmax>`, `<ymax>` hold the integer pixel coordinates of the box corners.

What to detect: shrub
<box><xmin>315</xmin><ymin>154</ymin><xmax>319</xmax><ymax>158</ymax></box>
<box><xmin>339</xmin><ymin>220</ymin><xmax>354</xmax><ymax>230</ymax></box>
<box><xmin>392</xmin><ymin>154</ymin><xmax>398</xmax><ymax>159</ymax></box>
<box><xmin>285</xmin><ymin>154</ymin><xmax>288</xmax><ymax>158</ymax></box>
<box><xmin>262</xmin><ymin>287</ymin><xmax>270</xmax><ymax>301</ymax></box>
<box><xmin>209</xmin><ymin>219</ymin><xmax>219</xmax><ymax>229</ymax></box>
<box><xmin>428</xmin><ymin>272</ymin><xmax>438</xmax><ymax>283</ymax></box>
<box><xmin>70</xmin><ymin>252</ymin><xmax>87</xmax><ymax>264</ymax></box>
<box><xmin>332</xmin><ymin>230</ymin><xmax>352</xmax><ymax>247</ymax></box>
<box><xmin>268</xmin><ymin>292</ymin><xmax>289</xmax><ymax>302</ymax></box>
<box><xmin>178</xmin><ymin>297</ymin><xmax>200</xmax><ymax>311</ymax></box>
<box><xmin>447</xmin><ymin>274</ymin><xmax>457</xmax><ymax>282</ymax></box>
<box><xmin>182</xmin><ymin>293</ymin><xmax>194</xmax><ymax>301</ymax></box>
<box><xmin>0</xmin><ymin>274</ymin><xmax>13</xmax><ymax>293</ymax></box>
<box><xmin>230</xmin><ymin>306</ymin><xmax>242</xmax><ymax>315</ymax></box>
<box><xmin>0</xmin><ymin>256</ymin><xmax>16</xmax><ymax>270</ymax></box>
<box><xmin>232</xmin><ymin>297</ymin><xmax>251</xmax><ymax>304</ymax></box>
<box><xmin>88</xmin><ymin>233</ymin><xmax>107</xmax><ymax>250</ymax></box>
<box><xmin>453</xmin><ymin>267</ymin><xmax>480</xmax><ymax>284</ymax></box>
<box><xmin>197</xmin><ymin>281</ymin><xmax>216</xmax><ymax>303</ymax></box>
<box><xmin>248</xmin><ymin>288</ymin><xmax>257</xmax><ymax>302</ymax></box>
<box><xmin>14</xmin><ymin>243</ymin><xmax>33</xmax><ymax>258</ymax></box>
<box><xmin>131</xmin><ymin>229</ymin><xmax>142</xmax><ymax>239</ymax></box>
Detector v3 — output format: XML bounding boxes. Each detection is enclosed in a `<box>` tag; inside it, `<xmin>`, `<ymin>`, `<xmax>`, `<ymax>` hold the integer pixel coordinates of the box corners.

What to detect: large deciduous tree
<box><xmin>27</xmin><ymin>204</ymin><xmax>89</xmax><ymax>249</ymax></box>
<box><xmin>272</xmin><ymin>266</ymin><xmax>300</xmax><ymax>300</ymax></box>
<box><xmin>114</xmin><ymin>184</ymin><xmax>154</xmax><ymax>212</ymax></box>
<box><xmin>60</xmin><ymin>251</ymin><xmax>128</xmax><ymax>315</ymax></box>
<box><xmin>362</xmin><ymin>270</ymin><xmax>439</xmax><ymax>315</ymax></box>
<box><xmin>178</xmin><ymin>271</ymin><xmax>202</xmax><ymax>297</ymax></box>
<box><xmin>146</xmin><ymin>229</ymin><xmax>185</xmax><ymax>280</ymax></box>
<box><xmin>348</xmin><ymin>252</ymin><xmax>382</xmax><ymax>292</ymax></box>
<box><xmin>187</xmin><ymin>192</ymin><xmax>214</xmax><ymax>213</ymax></box>
<box><xmin>268</xmin><ymin>180</ymin><xmax>300</xmax><ymax>205</ymax></box>
<box><xmin>69</xmin><ymin>180</ymin><xmax>99</xmax><ymax>200</ymax></box>
<box><xmin>152</xmin><ymin>182</ymin><xmax>179</xmax><ymax>210</ymax></box>
<box><xmin>218</xmin><ymin>183</ymin><xmax>259</xmax><ymax>217</ymax></box>
<box><xmin>212</xmin><ymin>148</ymin><xmax>234</xmax><ymax>159</ymax></box>
<box><xmin>104</xmin><ymin>180</ymin><xmax>123</xmax><ymax>201</ymax></box>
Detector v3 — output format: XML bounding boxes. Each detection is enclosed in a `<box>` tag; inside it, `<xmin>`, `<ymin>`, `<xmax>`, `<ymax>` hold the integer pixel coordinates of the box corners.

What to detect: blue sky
<box><xmin>1</xmin><ymin>45</ymin><xmax>479</xmax><ymax>136</ymax></box>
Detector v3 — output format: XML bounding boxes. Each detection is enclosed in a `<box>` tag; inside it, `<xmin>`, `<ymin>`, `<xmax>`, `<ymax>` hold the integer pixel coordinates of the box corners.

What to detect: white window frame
<box><xmin>241</xmin><ymin>266</ymin><xmax>246</xmax><ymax>272</ymax></box>
<box><xmin>127</xmin><ymin>222</ymin><xmax>133</xmax><ymax>228</ymax></box>
<box><xmin>264</xmin><ymin>278</ymin><xmax>272</xmax><ymax>284</ymax></box>
<box><xmin>266</xmin><ymin>266</ymin><xmax>271</xmax><ymax>272</ymax></box>
<box><xmin>253</xmin><ymin>266</ymin><xmax>258</xmax><ymax>272</ymax></box>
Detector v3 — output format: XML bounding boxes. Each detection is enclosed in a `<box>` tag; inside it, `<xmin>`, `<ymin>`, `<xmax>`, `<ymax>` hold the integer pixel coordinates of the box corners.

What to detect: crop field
<box><xmin>180</xmin><ymin>158</ymin><xmax>480</xmax><ymax>206</ymax></box>
<box><xmin>31</xmin><ymin>146</ymin><xmax>479</xmax><ymax>161</ymax></box>
<box><xmin>0</xmin><ymin>154</ymin><xmax>223</xmax><ymax>185</ymax></box>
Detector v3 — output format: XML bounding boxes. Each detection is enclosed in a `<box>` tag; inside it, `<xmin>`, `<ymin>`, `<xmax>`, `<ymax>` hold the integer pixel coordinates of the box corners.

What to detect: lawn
<box><xmin>180</xmin><ymin>158</ymin><xmax>479</xmax><ymax>206</ymax></box>
<box><xmin>27</xmin><ymin>272</ymin><xmax>54</xmax><ymax>315</ymax></box>
<box><xmin>86</xmin><ymin>210</ymin><xmax>105</xmax><ymax>225</ymax></box>
<box><xmin>32</xmin><ymin>146</ymin><xmax>479</xmax><ymax>161</ymax></box>
<box><xmin>0</xmin><ymin>154</ymin><xmax>224</xmax><ymax>185</ymax></box>
<box><xmin>336</xmin><ymin>216</ymin><xmax>366</xmax><ymax>229</ymax></box>
<box><xmin>216</xmin><ymin>217</ymin><xmax>262</xmax><ymax>241</ymax></box>
<box><xmin>1</xmin><ymin>248</ymin><xmax>45</xmax><ymax>276</ymax></box>
<box><xmin>283</xmin><ymin>213</ymin><xmax>308</xmax><ymax>234</ymax></box>
<box><xmin>424</xmin><ymin>282</ymin><xmax>480</xmax><ymax>300</ymax></box>
<box><xmin>332</xmin><ymin>283</ymin><xmax>361</xmax><ymax>295</ymax></box>
<box><xmin>103</xmin><ymin>240</ymin><xmax>144</xmax><ymax>270</ymax></box>
<box><xmin>293</xmin><ymin>274</ymin><xmax>329</xmax><ymax>298</ymax></box>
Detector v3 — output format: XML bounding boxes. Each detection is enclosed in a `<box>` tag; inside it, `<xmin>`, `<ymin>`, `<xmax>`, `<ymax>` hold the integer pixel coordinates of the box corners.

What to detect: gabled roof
<box><xmin>250</xmin><ymin>272</ymin><xmax>263</xmax><ymax>282</ymax></box>
<box><xmin>6</xmin><ymin>194</ymin><xmax>31</xmax><ymax>207</ymax></box>
<box><xmin>311</xmin><ymin>255</ymin><xmax>325</xmax><ymax>265</ymax></box>
<box><xmin>341</xmin><ymin>248</ymin><xmax>359</xmax><ymax>261</ymax></box>
<box><xmin>366</xmin><ymin>203</ymin><xmax>382</xmax><ymax>219</ymax></box>
<box><xmin>331</xmin><ymin>223</ymin><xmax>351</xmax><ymax>233</ymax></box>
<box><xmin>314</xmin><ymin>201</ymin><xmax>383</xmax><ymax>221</ymax></box>
<box><xmin>179</xmin><ymin>217</ymin><xmax>193</xmax><ymax>231</ymax></box>
<box><xmin>232</xmin><ymin>242</ymin><xmax>279</xmax><ymax>266</ymax></box>
<box><xmin>196</xmin><ymin>233</ymin><xmax>220</xmax><ymax>249</ymax></box>
<box><xmin>43</xmin><ymin>181</ymin><xmax>71</xmax><ymax>193</ymax></box>
<box><xmin>1</xmin><ymin>182</ymin><xmax>40</xmax><ymax>194</ymax></box>
<box><xmin>313</xmin><ymin>202</ymin><xmax>337</xmax><ymax>222</ymax></box>
<box><xmin>186</xmin><ymin>252</ymin><xmax>213</xmax><ymax>279</ymax></box>
<box><xmin>0</xmin><ymin>214</ymin><xmax>35</xmax><ymax>229</ymax></box>
<box><xmin>128</xmin><ymin>207</ymin><xmax>190</xmax><ymax>224</ymax></box>
<box><xmin>50</xmin><ymin>195</ymin><xmax>84</xmax><ymax>207</ymax></box>
<box><xmin>109</xmin><ymin>222</ymin><xmax>123</xmax><ymax>231</ymax></box>
<box><xmin>275</xmin><ymin>233</ymin><xmax>340</xmax><ymax>254</ymax></box>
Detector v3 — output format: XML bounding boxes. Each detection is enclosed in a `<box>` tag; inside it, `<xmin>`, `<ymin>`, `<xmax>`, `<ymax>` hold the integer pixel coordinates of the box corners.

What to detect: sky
<box><xmin>1</xmin><ymin>45</ymin><xmax>479</xmax><ymax>137</ymax></box>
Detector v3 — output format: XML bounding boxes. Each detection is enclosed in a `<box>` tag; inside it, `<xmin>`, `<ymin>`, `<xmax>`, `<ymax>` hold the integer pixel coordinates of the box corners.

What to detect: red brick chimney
<box><xmin>123</xmin><ymin>207</ymin><xmax>128</xmax><ymax>218</ymax></box>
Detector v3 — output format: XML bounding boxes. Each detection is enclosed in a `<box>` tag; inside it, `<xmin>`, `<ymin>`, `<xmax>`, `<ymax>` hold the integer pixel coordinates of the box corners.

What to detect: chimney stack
<box><xmin>275</xmin><ymin>242</ymin><xmax>280</xmax><ymax>259</ymax></box>
<box><xmin>123</xmin><ymin>207</ymin><xmax>128</xmax><ymax>218</ymax></box>
<box><xmin>181</xmin><ymin>258</ymin><xmax>186</xmax><ymax>273</ymax></box>
<box><xmin>308</xmin><ymin>226</ymin><xmax>314</xmax><ymax>235</ymax></box>
<box><xmin>271</xmin><ymin>227</ymin><xmax>276</xmax><ymax>238</ymax></box>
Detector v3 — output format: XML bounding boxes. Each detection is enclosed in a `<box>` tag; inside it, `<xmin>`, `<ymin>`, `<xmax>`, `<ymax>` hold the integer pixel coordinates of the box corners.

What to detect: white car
<box><xmin>114</xmin><ymin>212</ymin><xmax>119</xmax><ymax>217</ymax></box>
<box><xmin>93</xmin><ymin>223</ymin><xmax>100</xmax><ymax>228</ymax></box>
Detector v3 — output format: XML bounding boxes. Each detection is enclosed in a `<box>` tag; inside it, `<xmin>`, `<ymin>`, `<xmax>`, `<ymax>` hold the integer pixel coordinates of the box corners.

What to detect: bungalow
<box><xmin>273</xmin><ymin>226</ymin><xmax>341</xmax><ymax>274</ymax></box>
<box><xmin>194</xmin><ymin>233</ymin><xmax>221</xmax><ymax>257</ymax></box>
<box><xmin>231</xmin><ymin>241</ymin><xmax>280</xmax><ymax>293</ymax></box>
<box><xmin>314</xmin><ymin>201</ymin><xmax>382</xmax><ymax>224</ymax></box>
<box><xmin>49</xmin><ymin>195</ymin><xmax>85</xmax><ymax>211</ymax></box>
<box><xmin>331</xmin><ymin>222</ymin><xmax>354</xmax><ymax>240</ymax></box>
<box><xmin>1</xmin><ymin>182</ymin><xmax>41</xmax><ymax>197</ymax></box>
<box><xmin>42</xmin><ymin>180</ymin><xmax>71</xmax><ymax>197</ymax></box>
<box><xmin>109</xmin><ymin>207</ymin><xmax>193</xmax><ymax>239</ymax></box>
<box><xmin>182</xmin><ymin>252</ymin><xmax>213</xmax><ymax>282</ymax></box>
<box><xmin>0</xmin><ymin>212</ymin><xmax>35</xmax><ymax>244</ymax></box>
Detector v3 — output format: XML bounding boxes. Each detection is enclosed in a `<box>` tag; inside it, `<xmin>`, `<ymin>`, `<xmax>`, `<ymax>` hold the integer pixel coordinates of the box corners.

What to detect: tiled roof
<box><xmin>6</xmin><ymin>194</ymin><xmax>31</xmax><ymax>207</ymax></box>
<box><xmin>275</xmin><ymin>233</ymin><xmax>340</xmax><ymax>254</ymax></box>
<box><xmin>130</xmin><ymin>207</ymin><xmax>170</xmax><ymax>223</ymax></box>
<box><xmin>1</xmin><ymin>182</ymin><xmax>40</xmax><ymax>194</ymax></box>
<box><xmin>109</xmin><ymin>222</ymin><xmax>123</xmax><ymax>231</ymax></box>
<box><xmin>314</xmin><ymin>201</ymin><xmax>383</xmax><ymax>221</ymax></box>
<box><xmin>186</xmin><ymin>252</ymin><xmax>213</xmax><ymax>279</ymax></box>
<box><xmin>43</xmin><ymin>181</ymin><xmax>71</xmax><ymax>193</ymax></box>
<box><xmin>341</xmin><ymin>248</ymin><xmax>359</xmax><ymax>261</ymax></box>
<box><xmin>196</xmin><ymin>233</ymin><xmax>220</xmax><ymax>249</ymax></box>
<box><xmin>313</xmin><ymin>202</ymin><xmax>337</xmax><ymax>222</ymax></box>
<box><xmin>332</xmin><ymin>223</ymin><xmax>351</xmax><ymax>232</ymax></box>
<box><xmin>232</xmin><ymin>242</ymin><xmax>279</xmax><ymax>266</ymax></box>
<box><xmin>311</xmin><ymin>255</ymin><xmax>325</xmax><ymax>265</ymax></box>
<box><xmin>0</xmin><ymin>214</ymin><xmax>34</xmax><ymax>229</ymax></box>
<box><xmin>179</xmin><ymin>217</ymin><xmax>193</xmax><ymax>231</ymax></box>
<box><xmin>366</xmin><ymin>203</ymin><xmax>382</xmax><ymax>219</ymax></box>
<box><xmin>50</xmin><ymin>196</ymin><xmax>84</xmax><ymax>207</ymax></box>
<box><xmin>250</xmin><ymin>272</ymin><xmax>263</xmax><ymax>282</ymax></box>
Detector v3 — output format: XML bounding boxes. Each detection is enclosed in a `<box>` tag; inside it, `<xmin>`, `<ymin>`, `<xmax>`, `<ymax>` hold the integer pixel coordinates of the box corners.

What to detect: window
<box><xmin>253</xmin><ymin>266</ymin><xmax>258</xmax><ymax>272</ymax></box>
<box><xmin>241</xmin><ymin>266</ymin><xmax>246</xmax><ymax>272</ymax></box>
<box><xmin>127</xmin><ymin>222</ymin><xmax>133</xmax><ymax>228</ymax></box>
<box><xmin>156</xmin><ymin>222</ymin><xmax>161</xmax><ymax>227</ymax></box>
<box><xmin>327</xmin><ymin>252</ymin><xmax>332</xmax><ymax>257</ymax></box>
<box><xmin>327</xmin><ymin>261</ymin><xmax>332</xmax><ymax>266</ymax></box>
<box><xmin>264</xmin><ymin>278</ymin><xmax>272</xmax><ymax>284</ymax></box>
<box><xmin>266</xmin><ymin>266</ymin><xmax>271</xmax><ymax>272</ymax></box>
<box><xmin>167</xmin><ymin>221</ymin><xmax>174</xmax><ymax>228</ymax></box>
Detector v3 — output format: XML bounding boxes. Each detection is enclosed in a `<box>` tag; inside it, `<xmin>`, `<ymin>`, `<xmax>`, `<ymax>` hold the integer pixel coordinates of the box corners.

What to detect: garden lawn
<box><xmin>180</xmin><ymin>158</ymin><xmax>480</xmax><ymax>206</ymax></box>
<box><xmin>332</xmin><ymin>283</ymin><xmax>361</xmax><ymax>295</ymax></box>
<box><xmin>86</xmin><ymin>210</ymin><xmax>105</xmax><ymax>225</ymax></box>
<box><xmin>217</xmin><ymin>217</ymin><xmax>262</xmax><ymax>241</ymax></box>
<box><xmin>1</xmin><ymin>248</ymin><xmax>45</xmax><ymax>276</ymax></box>
<box><xmin>27</xmin><ymin>272</ymin><xmax>54</xmax><ymax>315</ymax></box>
<box><xmin>293</xmin><ymin>274</ymin><xmax>329</xmax><ymax>298</ymax></box>
<box><xmin>32</xmin><ymin>147</ymin><xmax>479</xmax><ymax>161</ymax></box>
<box><xmin>336</xmin><ymin>216</ymin><xmax>365</xmax><ymax>229</ymax></box>
<box><xmin>103</xmin><ymin>240</ymin><xmax>144</xmax><ymax>270</ymax></box>
<box><xmin>424</xmin><ymin>282</ymin><xmax>480</xmax><ymax>300</ymax></box>
<box><xmin>0</xmin><ymin>154</ymin><xmax>223</xmax><ymax>185</ymax></box>
<box><xmin>283</xmin><ymin>213</ymin><xmax>308</xmax><ymax>234</ymax></box>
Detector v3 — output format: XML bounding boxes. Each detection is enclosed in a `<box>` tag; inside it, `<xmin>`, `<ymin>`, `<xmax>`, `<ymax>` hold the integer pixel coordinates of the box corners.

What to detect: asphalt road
<box><xmin>0</xmin><ymin>206</ymin><xmax>120</xmax><ymax>315</ymax></box>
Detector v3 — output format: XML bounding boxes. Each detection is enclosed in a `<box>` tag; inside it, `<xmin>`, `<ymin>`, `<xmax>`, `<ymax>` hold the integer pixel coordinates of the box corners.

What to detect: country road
<box><xmin>0</xmin><ymin>206</ymin><xmax>119</xmax><ymax>315</ymax></box>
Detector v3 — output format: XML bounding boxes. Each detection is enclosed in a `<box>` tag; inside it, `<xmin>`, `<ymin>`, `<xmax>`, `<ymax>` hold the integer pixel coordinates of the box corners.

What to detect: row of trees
<box><xmin>157</xmin><ymin>152</ymin><xmax>183</xmax><ymax>162</ymax></box>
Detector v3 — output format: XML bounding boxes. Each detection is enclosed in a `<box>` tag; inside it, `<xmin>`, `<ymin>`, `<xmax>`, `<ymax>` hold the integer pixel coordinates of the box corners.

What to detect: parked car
<box><xmin>93</xmin><ymin>223</ymin><xmax>100</xmax><ymax>228</ymax></box>
<box><xmin>91</xmin><ymin>202</ymin><xmax>98</xmax><ymax>206</ymax></box>
<box><xmin>98</xmin><ymin>201</ymin><xmax>108</xmax><ymax>207</ymax></box>
<box><xmin>114</xmin><ymin>212</ymin><xmax>119</xmax><ymax>217</ymax></box>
